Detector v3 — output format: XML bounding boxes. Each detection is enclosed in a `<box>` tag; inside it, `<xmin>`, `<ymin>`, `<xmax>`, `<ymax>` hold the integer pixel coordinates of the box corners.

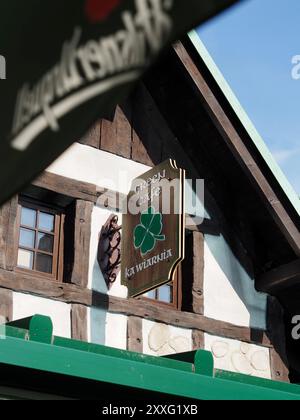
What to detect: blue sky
<box><xmin>197</xmin><ymin>0</ymin><xmax>300</xmax><ymax>194</ymax></box>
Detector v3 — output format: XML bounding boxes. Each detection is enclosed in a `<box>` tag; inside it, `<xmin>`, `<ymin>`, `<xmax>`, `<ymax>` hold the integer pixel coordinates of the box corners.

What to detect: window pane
<box><xmin>17</xmin><ymin>249</ymin><xmax>34</xmax><ymax>270</ymax></box>
<box><xmin>39</xmin><ymin>212</ymin><xmax>55</xmax><ymax>232</ymax></box>
<box><xmin>144</xmin><ymin>289</ymin><xmax>156</xmax><ymax>300</ymax></box>
<box><xmin>21</xmin><ymin>207</ymin><xmax>36</xmax><ymax>228</ymax></box>
<box><xmin>158</xmin><ymin>284</ymin><xmax>172</xmax><ymax>303</ymax></box>
<box><xmin>36</xmin><ymin>253</ymin><xmax>53</xmax><ymax>274</ymax></box>
<box><xmin>19</xmin><ymin>228</ymin><xmax>35</xmax><ymax>249</ymax></box>
<box><xmin>37</xmin><ymin>233</ymin><xmax>54</xmax><ymax>253</ymax></box>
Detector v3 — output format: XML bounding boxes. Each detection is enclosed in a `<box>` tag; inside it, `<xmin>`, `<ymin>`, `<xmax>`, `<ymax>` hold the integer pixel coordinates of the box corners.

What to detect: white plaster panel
<box><xmin>88</xmin><ymin>307</ymin><xmax>127</xmax><ymax>350</ymax></box>
<box><xmin>89</xmin><ymin>205</ymin><xmax>128</xmax><ymax>298</ymax></box>
<box><xmin>205</xmin><ymin>334</ymin><xmax>271</xmax><ymax>379</ymax></box>
<box><xmin>47</xmin><ymin>143</ymin><xmax>209</xmax><ymax>221</ymax></box>
<box><xmin>204</xmin><ymin>234</ymin><xmax>267</xmax><ymax>329</ymax></box>
<box><xmin>13</xmin><ymin>292</ymin><xmax>71</xmax><ymax>338</ymax></box>
<box><xmin>143</xmin><ymin>319</ymin><xmax>192</xmax><ymax>356</ymax></box>
<box><xmin>47</xmin><ymin>143</ymin><xmax>150</xmax><ymax>194</ymax></box>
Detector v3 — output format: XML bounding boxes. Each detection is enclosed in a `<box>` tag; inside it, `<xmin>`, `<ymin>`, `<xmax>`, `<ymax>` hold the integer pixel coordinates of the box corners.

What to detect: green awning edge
<box><xmin>1</xmin><ymin>315</ymin><xmax>300</xmax><ymax>401</ymax></box>
<box><xmin>188</xmin><ymin>30</ymin><xmax>300</xmax><ymax>217</ymax></box>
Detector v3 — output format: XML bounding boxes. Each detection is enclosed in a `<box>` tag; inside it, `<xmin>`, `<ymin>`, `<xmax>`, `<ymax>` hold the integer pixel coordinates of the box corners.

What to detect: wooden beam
<box><xmin>127</xmin><ymin>316</ymin><xmax>143</xmax><ymax>353</ymax></box>
<box><xmin>33</xmin><ymin>172</ymin><xmax>97</xmax><ymax>203</ymax></box>
<box><xmin>191</xmin><ymin>232</ymin><xmax>204</xmax><ymax>315</ymax></box>
<box><xmin>174</xmin><ymin>42</ymin><xmax>300</xmax><ymax>257</ymax></box>
<box><xmin>71</xmin><ymin>304</ymin><xmax>88</xmax><ymax>342</ymax></box>
<box><xmin>267</xmin><ymin>297</ymin><xmax>290</xmax><ymax>382</ymax></box>
<box><xmin>71</xmin><ymin>200</ymin><xmax>93</xmax><ymax>288</ymax></box>
<box><xmin>192</xmin><ymin>330</ymin><xmax>205</xmax><ymax>351</ymax></box>
<box><xmin>0</xmin><ymin>196</ymin><xmax>18</xmax><ymax>271</ymax></box>
<box><xmin>34</xmin><ymin>171</ymin><xmax>219</xmax><ymax>233</ymax></box>
<box><xmin>257</xmin><ymin>260</ymin><xmax>300</xmax><ymax>293</ymax></box>
<box><xmin>0</xmin><ymin>268</ymin><xmax>271</xmax><ymax>348</ymax></box>
<box><xmin>0</xmin><ymin>288</ymin><xmax>13</xmax><ymax>324</ymax></box>
<box><xmin>33</xmin><ymin>171</ymin><xmax>126</xmax><ymax>212</ymax></box>
<box><xmin>79</xmin><ymin>121</ymin><xmax>101</xmax><ymax>149</ymax></box>
<box><xmin>100</xmin><ymin>105</ymin><xmax>132</xmax><ymax>159</ymax></box>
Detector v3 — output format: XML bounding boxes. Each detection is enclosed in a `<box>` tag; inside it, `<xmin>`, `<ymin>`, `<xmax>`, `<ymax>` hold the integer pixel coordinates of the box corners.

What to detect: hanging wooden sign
<box><xmin>121</xmin><ymin>159</ymin><xmax>185</xmax><ymax>298</ymax></box>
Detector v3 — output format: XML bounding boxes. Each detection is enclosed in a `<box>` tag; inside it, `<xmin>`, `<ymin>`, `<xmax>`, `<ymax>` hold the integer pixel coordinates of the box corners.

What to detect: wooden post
<box><xmin>0</xmin><ymin>196</ymin><xmax>18</xmax><ymax>271</ymax></box>
<box><xmin>192</xmin><ymin>330</ymin><xmax>205</xmax><ymax>351</ymax></box>
<box><xmin>267</xmin><ymin>296</ymin><xmax>290</xmax><ymax>382</ymax></box>
<box><xmin>71</xmin><ymin>304</ymin><xmax>88</xmax><ymax>342</ymax></box>
<box><xmin>127</xmin><ymin>316</ymin><xmax>143</xmax><ymax>353</ymax></box>
<box><xmin>100</xmin><ymin>105</ymin><xmax>132</xmax><ymax>159</ymax></box>
<box><xmin>183</xmin><ymin>231</ymin><xmax>204</xmax><ymax>315</ymax></box>
<box><xmin>71</xmin><ymin>200</ymin><xmax>93</xmax><ymax>288</ymax></box>
<box><xmin>0</xmin><ymin>289</ymin><xmax>13</xmax><ymax>323</ymax></box>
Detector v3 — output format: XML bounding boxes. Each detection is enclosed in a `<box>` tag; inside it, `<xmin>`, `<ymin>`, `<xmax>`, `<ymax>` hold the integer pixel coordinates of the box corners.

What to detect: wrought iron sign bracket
<box><xmin>97</xmin><ymin>214</ymin><xmax>122</xmax><ymax>290</ymax></box>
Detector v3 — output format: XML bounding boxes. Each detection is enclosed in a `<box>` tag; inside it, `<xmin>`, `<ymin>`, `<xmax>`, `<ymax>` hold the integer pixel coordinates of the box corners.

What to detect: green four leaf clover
<box><xmin>134</xmin><ymin>207</ymin><xmax>166</xmax><ymax>256</ymax></box>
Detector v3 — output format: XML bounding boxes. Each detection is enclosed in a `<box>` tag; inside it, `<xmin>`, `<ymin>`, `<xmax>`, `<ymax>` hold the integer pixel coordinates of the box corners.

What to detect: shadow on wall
<box><xmin>204</xmin><ymin>233</ymin><xmax>267</xmax><ymax>331</ymax></box>
<box><xmin>90</xmin><ymin>211</ymin><xmax>110</xmax><ymax>346</ymax></box>
<box><xmin>90</xmin><ymin>207</ymin><xmax>128</xmax><ymax>347</ymax></box>
<box><xmin>90</xmin><ymin>257</ymin><xmax>108</xmax><ymax>345</ymax></box>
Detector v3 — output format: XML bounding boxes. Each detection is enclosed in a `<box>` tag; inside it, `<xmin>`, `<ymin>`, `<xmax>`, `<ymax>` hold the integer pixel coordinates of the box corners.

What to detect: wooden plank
<box><xmin>181</xmin><ymin>231</ymin><xmax>204</xmax><ymax>314</ymax></box>
<box><xmin>79</xmin><ymin>121</ymin><xmax>101</xmax><ymax>149</ymax></box>
<box><xmin>100</xmin><ymin>105</ymin><xmax>132</xmax><ymax>158</ymax></box>
<box><xmin>270</xmin><ymin>349</ymin><xmax>290</xmax><ymax>383</ymax></box>
<box><xmin>4</xmin><ymin>196</ymin><xmax>18</xmax><ymax>271</ymax></box>
<box><xmin>33</xmin><ymin>172</ymin><xmax>97</xmax><ymax>203</ymax></box>
<box><xmin>71</xmin><ymin>200</ymin><xmax>93</xmax><ymax>288</ymax></box>
<box><xmin>0</xmin><ymin>200</ymin><xmax>12</xmax><ymax>270</ymax></box>
<box><xmin>131</xmin><ymin>85</ymin><xmax>161</xmax><ymax>166</ymax></box>
<box><xmin>0</xmin><ymin>289</ymin><xmax>13</xmax><ymax>323</ymax></box>
<box><xmin>0</xmin><ymin>268</ymin><xmax>272</xmax><ymax>348</ymax></box>
<box><xmin>34</xmin><ymin>172</ymin><xmax>217</xmax><ymax>226</ymax></box>
<box><xmin>267</xmin><ymin>296</ymin><xmax>290</xmax><ymax>383</ymax></box>
<box><xmin>71</xmin><ymin>304</ymin><xmax>88</xmax><ymax>342</ymax></box>
<box><xmin>174</xmin><ymin>42</ymin><xmax>300</xmax><ymax>257</ymax></box>
<box><xmin>257</xmin><ymin>260</ymin><xmax>300</xmax><ymax>293</ymax></box>
<box><xmin>127</xmin><ymin>316</ymin><xmax>143</xmax><ymax>353</ymax></box>
<box><xmin>191</xmin><ymin>232</ymin><xmax>204</xmax><ymax>315</ymax></box>
<box><xmin>192</xmin><ymin>330</ymin><xmax>205</xmax><ymax>350</ymax></box>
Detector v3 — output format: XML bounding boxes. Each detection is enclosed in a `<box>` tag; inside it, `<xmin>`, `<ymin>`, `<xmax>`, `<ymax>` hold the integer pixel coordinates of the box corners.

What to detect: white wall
<box><xmin>88</xmin><ymin>308</ymin><xmax>127</xmax><ymax>350</ymax></box>
<box><xmin>13</xmin><ymin>292</ymin><xmax>71</xmax><ymax>338</ymax></box>
<box><xmin>47</xmin><ymin>143</ymin><xmax>150</xmax><ymax>195</ymax></box>
<box><xmin>89</xmin><ymin>206</ymin><xmax>128</xmax><ymax>298</ymax></box>
<box><xmin>205</xmin><ymin>333</ymin><xmax>271</xmax><ymax>379</ymax></box>
<box><xmin>143</xmin><ymin>319</ymin><xmax>192</xmax><ymax>356</ymax></box>
<box><xmin>204</xmin><ymin>234</ymin><xmax>267</xmax><ymax>330</ymax></box>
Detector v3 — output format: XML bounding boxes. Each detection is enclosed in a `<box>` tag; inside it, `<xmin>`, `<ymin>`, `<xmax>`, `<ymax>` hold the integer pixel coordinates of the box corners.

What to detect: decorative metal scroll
<box><xmin>97</xmin><ymin>214</ymin><xmax>122</xmax><ymax>289</ymax></box>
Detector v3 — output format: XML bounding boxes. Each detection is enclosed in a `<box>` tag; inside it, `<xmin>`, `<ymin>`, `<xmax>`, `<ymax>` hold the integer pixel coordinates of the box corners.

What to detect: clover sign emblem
<box><xmin>134</xmin><ymin>207</ymin><xmax>166</xmax><ymax>256</ymax></box>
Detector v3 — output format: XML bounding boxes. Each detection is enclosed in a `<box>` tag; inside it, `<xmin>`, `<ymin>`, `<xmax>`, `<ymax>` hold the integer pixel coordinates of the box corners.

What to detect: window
<box><xmin>144</xmin><ymin>283</ymin><xmax>174</xmax><ymax>304</ymax></box>
<box><xmin>142</xmin><ymin>267</ymin><xmax>182</xmax><ymax>309</ymax></box>
<box><xmin>16</xmin><ymin>200</ymin><xmax>63</xmax><ymax>281</ymax></box>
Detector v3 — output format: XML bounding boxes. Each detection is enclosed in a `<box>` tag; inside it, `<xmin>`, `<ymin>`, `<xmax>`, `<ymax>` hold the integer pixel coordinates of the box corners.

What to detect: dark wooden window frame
<box><xmin>139</xmin><ymin>266</ymin><xmax>182</xmax><ymax>310</ymax></box>
<box><xmin>15</xmin><ymin>199</ymin><xmax>64</xmax><ymax>282</ymax></box>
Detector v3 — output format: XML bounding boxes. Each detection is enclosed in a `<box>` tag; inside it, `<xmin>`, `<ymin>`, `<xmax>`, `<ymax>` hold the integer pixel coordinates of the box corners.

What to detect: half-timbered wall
<box><xmin>0</xmin><ymin>84</ymin><xmax>289</xmax><ymax>382</ymax></box>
